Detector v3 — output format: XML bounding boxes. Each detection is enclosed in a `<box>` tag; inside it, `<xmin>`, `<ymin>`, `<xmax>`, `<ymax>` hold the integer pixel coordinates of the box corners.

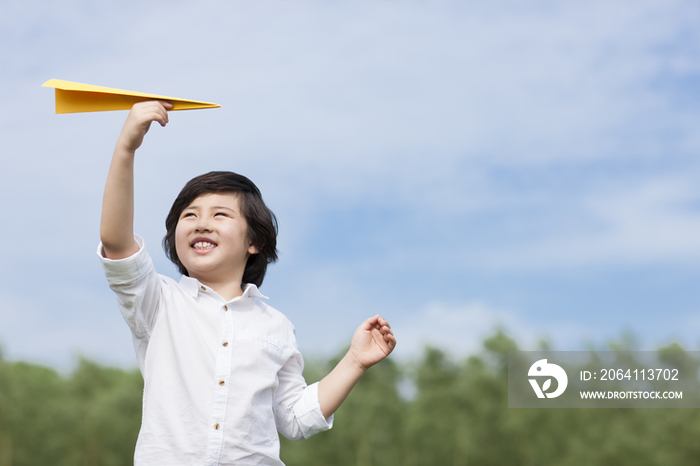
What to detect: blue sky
<box><xmin>1</xmin><ymin>1</ymin><xmax>699</xmax><ymax>370</ymax></box>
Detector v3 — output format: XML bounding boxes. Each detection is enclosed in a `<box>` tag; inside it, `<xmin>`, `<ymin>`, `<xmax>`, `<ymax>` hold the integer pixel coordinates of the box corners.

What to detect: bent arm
<box><xmin>317</xmin><ymin>315</ymin><xmax>396</xmax><ymax>419</ymax></box>
<box><xmin>100</xmin><ymin>101</ymin><xmax>171</xmax><ymax>259</ymax></box>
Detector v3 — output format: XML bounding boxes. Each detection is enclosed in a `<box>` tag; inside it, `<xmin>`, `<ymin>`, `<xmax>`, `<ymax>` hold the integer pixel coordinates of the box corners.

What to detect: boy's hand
<box><xmin>348</xmin><ymin>315</ymin><xmax>396</xmax><ymax>371</ymax></box>
<box><xmin>116</xmin><ymin>100</ymin><xmax>173</xmax><ymax>154</ymax></box>
<box><xmin>317</xmin><ymin>315</ymin><xmax>397</xmax><ymax>418</ymax></box>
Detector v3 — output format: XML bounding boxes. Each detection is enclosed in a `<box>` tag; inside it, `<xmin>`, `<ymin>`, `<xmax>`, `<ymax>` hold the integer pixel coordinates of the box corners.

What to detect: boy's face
<box><xmin>174</xmin><ymin>192</ymin><xmax>258</xmax><ymax>284</ymax></box>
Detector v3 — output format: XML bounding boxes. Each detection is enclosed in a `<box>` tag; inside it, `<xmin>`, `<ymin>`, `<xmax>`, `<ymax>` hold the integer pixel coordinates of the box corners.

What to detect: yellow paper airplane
<box><xmin>42</xmin><ymin>79</ymin><xmax>221</xmax><ymax>114</ymax></box>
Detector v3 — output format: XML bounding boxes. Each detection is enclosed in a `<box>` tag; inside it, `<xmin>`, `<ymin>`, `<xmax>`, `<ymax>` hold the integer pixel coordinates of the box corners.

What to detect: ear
<box><xmin>248</xmin><ymin>244</ymin><xmax>259</xmax><ymax>255</ymax></box>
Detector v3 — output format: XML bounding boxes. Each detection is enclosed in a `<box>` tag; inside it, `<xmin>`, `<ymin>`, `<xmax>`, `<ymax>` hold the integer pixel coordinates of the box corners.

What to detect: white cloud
<box><xmin>1</xmin><ymin>1</ymin><xmax>699</xmax><ymax>368</ymax></box>
<box><xmin>391</xmin><ymin>301</ymin><xmax>531</xmax><ymax>360</ymax></box>
<box><xmin>474</xmin><ymin>173</ymin><xmax>700</xmax><ymax>271</ymax></box>
<box><xmin>389</xmin><ymin>298</ymin><xmax>694</xmax><ymax>361</ymax></box>
<box><xmin>0</xmin><ymin>288</ymin><xmax>137</xmax><ymax>371</ymax></box>
<box><xmin>388</xmin><ymin>300</ymin><xmax>611</xmax><ymax>359</ymax></box>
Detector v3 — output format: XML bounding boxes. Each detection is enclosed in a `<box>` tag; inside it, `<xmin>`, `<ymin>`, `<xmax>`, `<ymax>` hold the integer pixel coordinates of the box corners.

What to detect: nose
<box><xmin>194</xmin><ymin>216</ymin><xmax>212</xmax><ymax>233</ymax></box>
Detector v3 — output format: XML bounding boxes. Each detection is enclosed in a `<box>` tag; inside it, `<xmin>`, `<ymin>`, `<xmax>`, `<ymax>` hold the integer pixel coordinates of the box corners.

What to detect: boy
<box><xmin>98</xmin><ymin>101</ymin><xmax>396</xmax><ymax>466</ymax></box>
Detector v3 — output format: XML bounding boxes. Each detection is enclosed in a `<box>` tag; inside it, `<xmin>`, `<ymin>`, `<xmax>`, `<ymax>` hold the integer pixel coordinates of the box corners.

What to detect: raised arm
<box><xmin>317</xmin><ymin>315</ymin><xmax>396</xmax><ymax>419</ymax></box>
<box><xmin>100</xmin><ymin>101</ymin><xmax>172</xmax><ymax>259</ymax></box>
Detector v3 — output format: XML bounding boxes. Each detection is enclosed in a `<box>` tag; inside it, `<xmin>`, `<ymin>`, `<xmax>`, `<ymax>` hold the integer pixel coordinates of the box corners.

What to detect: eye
<box><xmin>214</xmin><ymin>212</ymin><xmax>230</xmax><ymax>217</ymax></box>
<box><xmin>181</xmin><ymin>212</ymin><xmax>196</xmax><ymax>219</ymax></box>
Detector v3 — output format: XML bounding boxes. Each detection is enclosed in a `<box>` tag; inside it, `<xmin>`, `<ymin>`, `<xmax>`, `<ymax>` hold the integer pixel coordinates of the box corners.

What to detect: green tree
<box><xmin>66</xmin><ymin>359</ymin><xmax>143</xmax><ymax>466</ymax></box>
<box><xmin>0</xmin><ymin>355</ymin><xmax>75</xmax><ymax>466</ymax></box>
<box><xmin>4</xmin><ymin>332</ymin><xmax>700</xmax><ymax>466</ymax></box>
<box><xmin>281</xmin><ymin>352</ymin><xmax>404</xmax><ymax>466</ymax></box>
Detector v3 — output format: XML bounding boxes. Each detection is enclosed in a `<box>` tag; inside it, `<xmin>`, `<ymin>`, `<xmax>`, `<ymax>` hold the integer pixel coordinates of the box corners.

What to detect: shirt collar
<box><xmin>241</xmin><ymin>283</ymin><xmax>268</xmax><ymax>300</ymax></box>
<box><xmin>179</xmin><ymin>275</ymin><xmax>269</xmax><ymax>301</ymax></box>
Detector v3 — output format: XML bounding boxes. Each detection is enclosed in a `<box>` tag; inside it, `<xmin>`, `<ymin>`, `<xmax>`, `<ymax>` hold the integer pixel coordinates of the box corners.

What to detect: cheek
<box><xmin>174</xmin><ymin>223</ymin><xmax>188</xmax><ymax>256</ymax></box>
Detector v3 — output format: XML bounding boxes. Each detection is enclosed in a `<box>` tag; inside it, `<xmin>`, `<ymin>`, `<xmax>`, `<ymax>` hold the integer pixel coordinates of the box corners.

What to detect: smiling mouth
<box><xmin>192</xmin><ymin>241</ymin><xmax>217</xmax><ymax>250</ymax></box>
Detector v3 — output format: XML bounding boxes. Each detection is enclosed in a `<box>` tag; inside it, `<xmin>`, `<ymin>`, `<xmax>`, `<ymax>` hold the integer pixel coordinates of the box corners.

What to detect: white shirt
<box><xmin>98</xmin><ymin>236</ymin><xmax>332</xmax><ymax>466</ymax></box>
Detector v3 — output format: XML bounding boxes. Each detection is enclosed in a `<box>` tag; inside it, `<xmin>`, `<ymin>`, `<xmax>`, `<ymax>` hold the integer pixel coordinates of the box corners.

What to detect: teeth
<box><xmin>193</xmin><ymin>242</ymin><xmax>216</xmax><ymax>249</ymax></box>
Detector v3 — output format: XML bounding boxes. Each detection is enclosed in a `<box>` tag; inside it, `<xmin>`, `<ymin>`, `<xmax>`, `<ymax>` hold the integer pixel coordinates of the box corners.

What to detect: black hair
<box><xmin>162</xmin><ymin>171</ymin><xmax>278</xmax><ymax>287</ymax></box>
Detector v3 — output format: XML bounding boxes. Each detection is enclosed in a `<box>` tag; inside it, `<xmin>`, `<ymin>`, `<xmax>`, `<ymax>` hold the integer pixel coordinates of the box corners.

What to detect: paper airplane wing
<box><xmin>42</xmin><ymin>79</ymin><xmax>221</xmax><ymax>114</ymax></box>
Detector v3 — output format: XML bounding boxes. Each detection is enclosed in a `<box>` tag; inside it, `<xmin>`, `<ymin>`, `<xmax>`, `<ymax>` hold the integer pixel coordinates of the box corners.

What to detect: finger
<box><xmin>159</xmin><ymin>100</ymin><xmax>174</xmax><ymax>110</ymax></box>
<box><xmin>374</xmin><ymin>315</ymin><xmax>390</xmax><ymax>327</ymax></box>
<box><xmin>128</xmin><ymin>110</ymin><xmax>164</xmax><ymax>129</ymax></box>
<box><xmin>361</xmin><ymin>315</ymin><xmax>381</xmax><ymax>330</ymax></box>
<box><xmin>145</xmin><ymin>111</ymin><xmax>167</xmax><ymax>128</ymax></box>
<box><xmin>133</xmin><ymin>100</ymin><xmax>171</xmax><ymax>122</ymax></box>
<box><xmin>157</xmin><ymin>101</ymin><xmax>173</xmax><ymax>126</ymax></box>
<box><xmin>151</xmin><ymin>101</ymin><xmax>170</xmax><ymax>125</ymax></box>
<box><xmin>159</xmin><ymin>110</ymin><xmax>169</xmax><ymax>127</ymax></box>
<box><xmin>377</xmin><ymin>316</ymin><xmax>391</xmax><ymax>329</ymax></box>
<box><xmin>151</xmin><ymin>106</ymin><xmax>170</xmax><ymax>127</ymax></box>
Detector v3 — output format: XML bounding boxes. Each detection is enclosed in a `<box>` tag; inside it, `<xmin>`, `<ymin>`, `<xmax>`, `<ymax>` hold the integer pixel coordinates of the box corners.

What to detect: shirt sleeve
<box><xmin>97</xmin><ymin>234</ymin><xmax>162</xmax><ymax>369</ymax></box>
<box><xmin>273</xmin><ymin>339</ymin><xmax>334</xmax><ymax>440</ymax></box>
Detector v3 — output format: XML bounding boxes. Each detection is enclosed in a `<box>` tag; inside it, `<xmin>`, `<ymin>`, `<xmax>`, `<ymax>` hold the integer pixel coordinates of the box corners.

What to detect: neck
<box><xmin>208</xmin><ymin>281</ymin><xmax>245</xmax><ymax>301</ymax></box>
<box><xmin>192</xmin><ymin>271</ymin><xmax>246</xmax><ymax>301</ymax></box>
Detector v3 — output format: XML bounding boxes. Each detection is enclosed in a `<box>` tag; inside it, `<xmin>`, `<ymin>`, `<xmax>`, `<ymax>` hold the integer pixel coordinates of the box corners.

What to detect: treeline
<box><xmin>1</xmin><ymin>333</ymin><xmax>700</xmax><ymax>466</ymax></box>
<box><xmin>0</xmin><ymin>351</ymin><xmax>142</xmax><ymax>466</ymax></box>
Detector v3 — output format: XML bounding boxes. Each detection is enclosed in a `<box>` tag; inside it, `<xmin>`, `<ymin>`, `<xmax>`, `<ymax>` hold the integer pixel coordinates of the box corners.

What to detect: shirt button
<box><xmin>223</xmin><ymin>305</ymin><xmax>228</xmax><ymax>311</ymax></box>
<box><xmin>222</xmin><ymin>341</ymin><xmax>229</xmax><ymax>347</ymax></box>
<box><xmin>214</xmin><ymin>423</ymin><xmax>220</xmax><ymax>430</ymax></box>
<box><xmin>200</xmin><ymin>286</ymin><xmax>206</xmax><ymax>291</ymax></box>
<box><xmin>219</xmin><ymin>380</ymin><xmax>225</xmax><ymax>386</ymax></box>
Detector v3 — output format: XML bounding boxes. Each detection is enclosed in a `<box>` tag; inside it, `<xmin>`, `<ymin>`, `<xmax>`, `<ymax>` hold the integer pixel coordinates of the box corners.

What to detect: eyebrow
<box><xmin>182</xmin><ymin>205</ymin><xmax>237</xmax><ymax>212</ymax></box>
<box><xmin>211</xmin><ymin>205</ymin><xmax>236</xmax><ymax>212</ymax></box>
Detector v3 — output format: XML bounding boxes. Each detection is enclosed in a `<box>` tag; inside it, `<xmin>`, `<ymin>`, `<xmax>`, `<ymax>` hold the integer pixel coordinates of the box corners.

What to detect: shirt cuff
<box><xmin>293</xmin><ymin>381</ymin><xmax>334</xmax><ymax>438</ymax></box>
<box><xmin>97</xmin><ymin>234</ymin><xmax>153</xmax><ymax>285</ymax></box>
